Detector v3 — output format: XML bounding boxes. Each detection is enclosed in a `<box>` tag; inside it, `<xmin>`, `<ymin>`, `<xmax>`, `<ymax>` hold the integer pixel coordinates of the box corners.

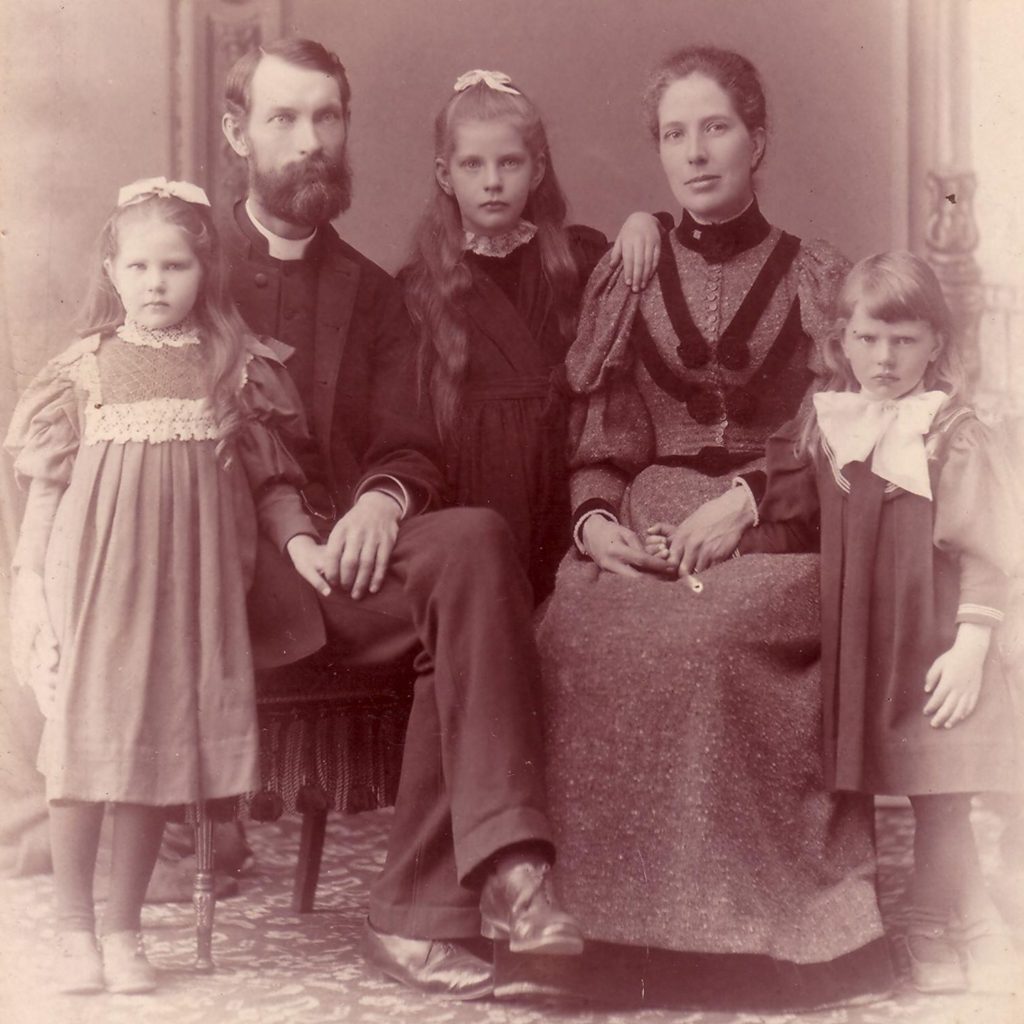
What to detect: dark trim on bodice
<box><xmin>634</xmin><ymin>232</ymin><xmax>811</xmax><ymax>427</ymax></box>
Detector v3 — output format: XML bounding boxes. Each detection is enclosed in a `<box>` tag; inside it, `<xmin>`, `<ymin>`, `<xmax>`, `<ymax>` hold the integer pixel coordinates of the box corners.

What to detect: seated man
<box><xmin>218</xmin><ymin>37</ymin><xmax>582</xmax><ymax>999</ymax></box>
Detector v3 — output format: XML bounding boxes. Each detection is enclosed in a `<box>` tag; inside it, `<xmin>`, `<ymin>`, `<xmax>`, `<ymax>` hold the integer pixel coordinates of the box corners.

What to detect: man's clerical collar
<box><xmin>244</xmin><ymin>196</ymin><xmax>317</xmax><ymax>261</ymax></box>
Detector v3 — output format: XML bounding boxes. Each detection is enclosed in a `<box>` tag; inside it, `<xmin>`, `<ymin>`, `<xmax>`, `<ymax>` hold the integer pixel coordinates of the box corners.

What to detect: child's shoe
<box><xmin>100</xmin><ymin>931</ymin><xmax>157</xmax><ymax>994</ymax></box>
<box><xmin>962</xmin><ymin>924</ymin><xmax>1021</xmax><ymax>994</ymax></box>
<box><xmin>56</xmin><ymin>931</ymin><xmax>104</xmax><ymax>994</ymax></box>
<box><xmin>904</xmin><ymin>925</ymin><xmax>967</xmax><ymax>994</ymax></box>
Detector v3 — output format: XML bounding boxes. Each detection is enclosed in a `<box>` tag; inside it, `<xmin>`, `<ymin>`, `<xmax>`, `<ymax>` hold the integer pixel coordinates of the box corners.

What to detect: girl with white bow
<box><xmin>5</xmin><ymin>179</ymin><xmax>323</xmax><ymax>994</ymax></box>
<box><xmin>719</xmin><ymin>251</ymin><xmax>1021</xmax><ymax>994</ymax></box>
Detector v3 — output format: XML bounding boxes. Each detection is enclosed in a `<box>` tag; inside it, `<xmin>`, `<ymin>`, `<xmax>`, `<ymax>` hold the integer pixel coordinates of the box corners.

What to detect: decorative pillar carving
<box><xmin>171</xmin><ymin>0</ymin><xmax>285</xmax><ymax>210</ymax></box>
<box><xmin>908</xmin><ymin>0</ymin><xmax>984</xmax><ymax>386</ymax></box>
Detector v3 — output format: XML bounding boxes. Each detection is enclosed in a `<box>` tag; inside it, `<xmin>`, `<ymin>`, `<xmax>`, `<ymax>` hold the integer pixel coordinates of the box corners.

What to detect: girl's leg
<box><xmin>909</xmin><ymin>793</ymin><xmax>1017</xmax><ymax>993</ymax></box>
<box><xmin>100</xmin><ymin>802</ymin><xmax>166</xmax><ymax>935</ymax></box>
<box><xmin>48</xmin><ymin>800</ymin><xmax>106</xmax><ymax>994</ymax></box>
<box><xmin>98</xmin><ymin>803</ymin><xmax>165</xmax><ymax>994</ymax></box>
<box><xmin>48</xmin><ymin>800</ymin><xmax>104</xmax><ymax>933</ymax></box>
<box><xmin>905</xmin><ymin>793</ymin><xmax>972</xmax><ymax>991</ymax></box>
<box><xmin>910</xmin><ymin>793</ymin><xmax>1000</xmax><ymax>927</ymax></box>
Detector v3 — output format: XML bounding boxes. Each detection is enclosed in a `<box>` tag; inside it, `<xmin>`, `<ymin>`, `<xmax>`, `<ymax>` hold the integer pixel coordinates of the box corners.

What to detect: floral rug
<box><xmin>0</xmin><ymin>803</ymin><xmax>1020</xmax><ymax>1024</ymax></box>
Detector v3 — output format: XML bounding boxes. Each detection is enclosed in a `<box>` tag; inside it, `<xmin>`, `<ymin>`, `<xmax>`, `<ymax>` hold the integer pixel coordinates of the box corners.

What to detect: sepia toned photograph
<box><xmin>0</xmin><ymin>1</ymin><xmax>1021</xmax><ymax>1022</ymax></box>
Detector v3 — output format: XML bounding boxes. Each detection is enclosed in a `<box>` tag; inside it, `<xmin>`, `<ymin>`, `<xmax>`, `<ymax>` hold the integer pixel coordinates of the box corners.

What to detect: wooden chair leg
<box><xmin>292</xmin><ymin>808</ymin><xmax>328</xmax><ymax>913</ymax></box>
<box><xmin>193</xmin><ymin>803</ymin><xmax>216</xmax><ymax>971</ymax></box>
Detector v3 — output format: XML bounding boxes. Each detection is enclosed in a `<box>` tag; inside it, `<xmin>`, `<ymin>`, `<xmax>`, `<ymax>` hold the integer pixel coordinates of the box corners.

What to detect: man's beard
<box><xmin>249</xmin><ymin>147</ymin><xmax>353</xmax><ymax>228</ymax></box>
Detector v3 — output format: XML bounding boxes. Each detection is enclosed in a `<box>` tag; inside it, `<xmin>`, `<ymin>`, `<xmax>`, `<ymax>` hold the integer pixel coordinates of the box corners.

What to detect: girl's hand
<box><xmin>10</xmin><ymin>568</ymin><xmax>59</xmax><ymax>716</ymax></box>
<box><xmin>286</xmin><ymin>534</ymin><xmax>332</xmax><ymax>597</ymax></box>
<box><xmin>322</xmin><ymin>491</ymin><xmax>401</xmax><ymax>600</ymax></box>
<box><xmin>923</xmin><ymin>623</ymin><xmax>992</xmax><ymax>728</ymax></box>
<box><xmin>581</xmin><ymin>515</ymin><xmax>673</xmax><ymax>577</ymax></box>
<box><xmin>609</xmin><ymin>212</ymin><xmax>662</xmax><ymax>292</ymax></box>
<box><xmin>644</xmin><ymin>522</ymin><xmax>674</xmax><ymax>559</ymax></box>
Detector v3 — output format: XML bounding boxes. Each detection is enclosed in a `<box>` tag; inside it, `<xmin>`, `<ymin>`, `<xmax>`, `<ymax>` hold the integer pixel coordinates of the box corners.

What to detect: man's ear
<box><xmin>222</xmin><ymin>113</ymin><xmax>250</xmax><ymax>158</ymax></box>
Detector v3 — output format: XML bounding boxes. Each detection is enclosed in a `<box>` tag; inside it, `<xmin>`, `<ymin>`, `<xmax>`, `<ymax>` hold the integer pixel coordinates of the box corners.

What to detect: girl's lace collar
<box><xmin>116</xmin><ymin>318</ymin><xmax>201</xmax><ymax>350</ymax></box>
<box><xmin>463</xmin><ymin>221</ymin><xmax>537</xmax><ymax>258</ymax></box>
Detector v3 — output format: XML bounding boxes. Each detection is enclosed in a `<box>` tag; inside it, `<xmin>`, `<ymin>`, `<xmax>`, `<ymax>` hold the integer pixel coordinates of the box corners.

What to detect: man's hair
<box><xmin>224</xmin><ymin>37</ymin><xmax>351</xmax><ymax>123</ymax></box>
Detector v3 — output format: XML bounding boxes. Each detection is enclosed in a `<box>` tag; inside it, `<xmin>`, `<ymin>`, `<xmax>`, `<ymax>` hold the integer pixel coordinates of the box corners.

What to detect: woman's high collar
<box><xmin>675</xmin><ymin>198</ymin><xmax>771</xmax><ymax>264</ymax></box>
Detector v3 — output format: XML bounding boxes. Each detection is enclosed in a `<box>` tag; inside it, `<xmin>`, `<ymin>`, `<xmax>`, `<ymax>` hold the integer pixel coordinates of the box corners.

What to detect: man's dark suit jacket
<box><xmin>219</xmin><ymin>202</ymin><xmax>444</xmax><ymax>668</ymax></box>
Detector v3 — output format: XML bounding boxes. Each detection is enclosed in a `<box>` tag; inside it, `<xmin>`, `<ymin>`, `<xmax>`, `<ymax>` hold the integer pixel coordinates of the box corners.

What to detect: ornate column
<box><xmin>908</xmin><ymin>0</ymin><xmax>984</xmax><ymax>385</ymax></box>
<box><xmin>171</xmin><ymin>0</ymin><xmax>285</xmax><ymax>211</ymax></box>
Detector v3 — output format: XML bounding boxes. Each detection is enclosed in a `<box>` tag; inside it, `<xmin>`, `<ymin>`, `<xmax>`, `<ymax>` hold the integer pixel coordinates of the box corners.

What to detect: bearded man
<box><xmin>216</xmin><ymin>38</ymin><xmax>581</xmax><ymax>999</ymax></box>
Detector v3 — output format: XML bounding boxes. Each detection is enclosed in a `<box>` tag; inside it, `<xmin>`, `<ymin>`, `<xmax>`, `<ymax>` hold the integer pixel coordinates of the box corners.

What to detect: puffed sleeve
<box><xmin>4</xmin><ymin>351</ymin><xmax>85</xmax><ymax>573</ymax></box>
<box><xmin>565</xmin><ymin>251</ymin><xmax>654</xmax><ymax>520</ymax></box>
<box><xmin>4</xmin><ymin>354</ymin><xmax>83</xmax><ymax>488</ymax></box>
<box><xmin>234</xmin><ymin>343</ymin><xmax>319</xmax><ymax>553</ymax></box>
<box><xmin>933</xmin><ymin>416</ymin><xmax>1019</xmax><ymax>626</ymax></box>
<box><xmin>738</xmin><ymin>416</ymin><xmax>821</xmax><ymax>555</ymax></box>
<box><xmin>794</xmin><ymin>238</ymin><xmax>851</xmax><ymax>378</ymax></box>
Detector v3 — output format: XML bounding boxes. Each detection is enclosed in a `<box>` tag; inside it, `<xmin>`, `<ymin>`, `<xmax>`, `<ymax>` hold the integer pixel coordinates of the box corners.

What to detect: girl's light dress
<box><xmin>5</xmin><ymin>320</ymin><xmax>313</xmax><ymax>805</ymax></box>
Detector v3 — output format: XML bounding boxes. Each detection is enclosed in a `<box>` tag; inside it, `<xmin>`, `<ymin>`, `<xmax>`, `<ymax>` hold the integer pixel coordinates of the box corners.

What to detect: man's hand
<box><xmin>322</xmin><ymin>490</ymin><xmax>401</xmax><ymax>599</ymax></box>
<box><xmin>581</xmin><ymin>515</ymin><xmax>674</xmax><ymax>577</ymax></box>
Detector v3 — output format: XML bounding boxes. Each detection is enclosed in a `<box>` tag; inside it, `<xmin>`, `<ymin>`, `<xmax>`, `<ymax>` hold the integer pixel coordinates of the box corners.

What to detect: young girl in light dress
<box><xmin>402</xmin><ymin>69</ymin><xmax>663</xmax><ymax>600</ymax></box>
<box><xmin>5</xmin><ymin>179</ymin><xmax>326</xmax><ymax>995</ymax></box>
<box><xmin>682</xmin><ymin>252</ymin><xmax>1021</xmax><ymax>994</ymax></box>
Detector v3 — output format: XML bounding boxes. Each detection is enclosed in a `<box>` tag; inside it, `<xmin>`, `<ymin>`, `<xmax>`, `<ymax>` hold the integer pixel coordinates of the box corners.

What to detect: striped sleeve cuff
<box><xmin>956</xmin><ymin>603</ymin><xmax>1005</xmax><ymax>626</ymax></box>
<box><xmin>355</xmin><ymin>474</ymin><xmax>410</xmax><ymax>519</ymax></box>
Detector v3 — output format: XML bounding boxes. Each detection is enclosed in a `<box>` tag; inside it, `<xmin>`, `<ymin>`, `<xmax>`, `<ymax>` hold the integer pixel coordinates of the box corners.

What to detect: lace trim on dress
<box><xmin>116</xmin><ymin>318</ymin><xmax>201</xmax><ymax>350</ymax></box>
<box><xmin>84</xmin><ymin>397</ymin><xmax>219</xmax><ymax>445</ymax></box>
<box><xmin>464</xmin><ymin>220</ymin><xmax>537</xmax><ymax>257</ymax></box>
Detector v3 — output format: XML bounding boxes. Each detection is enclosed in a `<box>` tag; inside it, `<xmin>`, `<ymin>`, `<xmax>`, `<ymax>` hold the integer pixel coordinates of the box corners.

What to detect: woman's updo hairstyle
<box><xmin>642</xmin><ymin>46</ymin><xmax>768</xmax><ymax>170</ymax></box>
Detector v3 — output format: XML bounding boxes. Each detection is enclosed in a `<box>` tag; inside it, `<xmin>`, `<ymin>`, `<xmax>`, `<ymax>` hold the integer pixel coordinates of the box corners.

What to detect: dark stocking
<box><xmin>49</xmin><ymin>800</ymin><xmax>104</xmax><ymax>933</ymax></box>
<box><xmin>100</xmin><ymin>803</ymin><xmax>166</xmax><ymax>936</ymax></box>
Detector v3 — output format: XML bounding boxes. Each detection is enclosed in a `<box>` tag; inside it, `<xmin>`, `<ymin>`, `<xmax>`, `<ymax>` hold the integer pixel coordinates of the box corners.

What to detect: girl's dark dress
<box><xmin>740</xmin><ymin>405</ymin><xmax>1022</xmax><ymax>796</ymax></box>
<box><xmin>446</xmin><ymin>226</ymin><xmax>607</xmax><ymax>600</ymax></box>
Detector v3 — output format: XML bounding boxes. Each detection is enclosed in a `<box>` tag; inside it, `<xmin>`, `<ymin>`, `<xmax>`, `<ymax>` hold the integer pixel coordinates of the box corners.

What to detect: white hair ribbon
<box><xmin>117</xmin><ymin>177</ymin><xmax>211</xmax><ymax>209</ymax></box>
<box><xmin>452</xmin><ymin>69</ymin><xmax>520</xmax><ymax>95</ymax></box>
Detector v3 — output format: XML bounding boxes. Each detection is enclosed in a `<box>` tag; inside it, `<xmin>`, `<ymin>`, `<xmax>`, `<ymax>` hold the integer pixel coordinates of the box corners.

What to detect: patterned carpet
<box><xmin>0</xmin><ymin>803</ymin><xmax>1020</xmax><ymax>1024</ymax></box>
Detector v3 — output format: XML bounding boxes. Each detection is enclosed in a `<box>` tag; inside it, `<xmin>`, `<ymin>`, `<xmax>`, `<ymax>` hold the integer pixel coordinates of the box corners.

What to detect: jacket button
<box><xmin>254</xmin><ymin>272</ymin><xmax>269</xmax><ymax>288</ymax></box>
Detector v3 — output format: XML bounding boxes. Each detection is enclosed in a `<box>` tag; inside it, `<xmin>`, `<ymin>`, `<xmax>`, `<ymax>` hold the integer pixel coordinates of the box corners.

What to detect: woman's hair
<box><xmin>642</xmin><ymin>46</ymin><xmax>768</xmax><ymax>168</ymax></box>
<box><xmin>798</xmin><ymin>250</ymin><xmax>966</xmax><ymax>453</ymax></box>
<box><xmin>401</xmin><ymin>77</ymin><xmax>579</xmax><ymax>443</ymax></box>
<box><xmin>77</xmin><ymin>195</ymin><xmax>251</xmax><ymax>453</ymax></box>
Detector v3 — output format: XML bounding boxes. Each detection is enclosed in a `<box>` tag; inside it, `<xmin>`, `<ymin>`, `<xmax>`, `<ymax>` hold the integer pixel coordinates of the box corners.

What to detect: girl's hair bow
<box><xmin>117</xmin><ymin>177</ymin><xmax>211</xmax><ymax>209</ymax></box>
<box><xmin>452</xmin><ymin>69</ymin><xmax>520</xmax><ymax>95</ymax></box>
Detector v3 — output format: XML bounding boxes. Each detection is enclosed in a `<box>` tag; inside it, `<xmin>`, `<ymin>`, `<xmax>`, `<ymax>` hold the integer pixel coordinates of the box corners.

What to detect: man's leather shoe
<box><xmin>361</xmin><ymin>920</ymin><xmax>494</xmax><ymax>1000</ymax></box>
<box><xmin>479</xmin><ymin>858</ymin><xmax>584</xmax><ymax>955</ymax></box>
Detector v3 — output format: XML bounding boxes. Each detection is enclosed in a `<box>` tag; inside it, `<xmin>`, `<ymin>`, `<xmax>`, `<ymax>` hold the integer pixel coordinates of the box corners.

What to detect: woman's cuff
<box><xmin>731</xmin><ymin>476</ymin><xmax>760</xmax><ymax>528</ymax></box>
<box><xmin>572</xmin><ymin>498</ymin><xmax>619</xmax><ymax>555</ymax></box>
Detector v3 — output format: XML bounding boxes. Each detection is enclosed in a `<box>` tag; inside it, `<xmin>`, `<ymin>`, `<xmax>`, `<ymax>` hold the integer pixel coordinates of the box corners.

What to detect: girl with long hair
<box><xmin>402</xmin><ymin>70</ymin><xmax>662</xmax><ymax>600</ymax></box>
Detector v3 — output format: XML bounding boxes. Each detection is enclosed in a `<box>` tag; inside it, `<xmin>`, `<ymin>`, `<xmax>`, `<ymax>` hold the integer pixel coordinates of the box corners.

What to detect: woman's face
<box><xmin>657</xmin><ymin>73</ymin><xmax>765</xmax><ymax>223</ymax></box>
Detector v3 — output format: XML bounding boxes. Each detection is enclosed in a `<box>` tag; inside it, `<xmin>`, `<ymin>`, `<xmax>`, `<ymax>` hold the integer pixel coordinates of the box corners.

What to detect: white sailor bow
<box><xmin>813</xmin><ymin>389</ymin><xmax>948</xmax><ymax>499</ymax></box>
